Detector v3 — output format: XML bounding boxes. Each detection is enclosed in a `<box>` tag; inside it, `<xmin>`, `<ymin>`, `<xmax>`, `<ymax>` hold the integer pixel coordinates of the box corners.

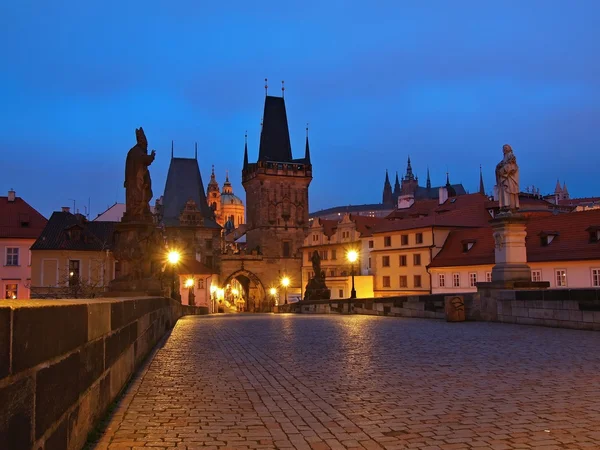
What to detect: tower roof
<box><xmin>404</xmin><ymin>156</ymin><xmax>415</xmax><ymax>181</ymax></box>
<box><xmin>258</xmin><ymin>96</ymin><xmax>293</xmax><ymax>162</ymax></box>
<box><xmin>479</xmin><ymin>165</ymin><xmax>485</xmax><ymax>195</ymax></box>
<box><xmin>162</xmin><ymin>157</ymin><xmax>219</xmax><ymax>228</ymax></box>
<box><xmin>304</xmin><ymin>125</ymin><xmax>311</xmax><ymax>164</ymax></box>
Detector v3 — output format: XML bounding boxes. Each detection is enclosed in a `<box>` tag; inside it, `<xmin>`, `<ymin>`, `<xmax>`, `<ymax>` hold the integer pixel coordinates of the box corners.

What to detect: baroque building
<box><xmin>206</xmin><ymin>166</ymin><xmax>245</xmax><ymax>230</ymax></box>
<box><xmin>220</xmin><ymin>93</ymin><xmax>312</xmax><ymax>311</ymax></box>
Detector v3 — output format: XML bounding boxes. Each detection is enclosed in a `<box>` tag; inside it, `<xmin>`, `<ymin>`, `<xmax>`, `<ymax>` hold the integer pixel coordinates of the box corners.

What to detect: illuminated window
<box><xmin>5</xmin><ymin>283</ymin><xmax>18</xmax><ymax>299</ymax></box>
<box><xmin>531</xmin><ymin>270</ymin><xmax>542</xmax><ymax>282</ymax></box>
<box><xmin>69</xmin><ymin>260</ymin><xmax>80</xmax><ymax>286</ymax></box>
<box><xmin>453</xmin><ymin>273</ymin><xmax>460</xmax><ymax>287</ymax></box>
<box><xmin>469</xmin><ymin>272</ymin><xmax>477</xmax><ymax>287</ymax></box>
<box><xmin>555</xmin><ymin>269</ymin><xmax>567</xmax><ymax>287</ymax></box>
<box><xmin>439</xmin><ymin>274</ymin><xmax>445</xmax><ymax>287</ymax></box>
<box><xmin>592</xmin><ymin>269</ymin><xmax>600</xmax><ymax>287</ymax></box>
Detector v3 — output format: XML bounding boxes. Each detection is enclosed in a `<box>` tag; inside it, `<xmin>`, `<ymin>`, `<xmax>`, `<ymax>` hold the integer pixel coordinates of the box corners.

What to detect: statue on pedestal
<box><xmin>124</xmin><ymin>127</ymin><xmax>156</xmax><ymax>222</ymax></box>
<box><xmin>303</xmin><ymin>251</ymin><xmax>331</xmax><ymax>301</ymax></box>
<box><xmin>495</xmin><ymin>144</ymin><xmax>520</xmax><ymax>211</ymax></box>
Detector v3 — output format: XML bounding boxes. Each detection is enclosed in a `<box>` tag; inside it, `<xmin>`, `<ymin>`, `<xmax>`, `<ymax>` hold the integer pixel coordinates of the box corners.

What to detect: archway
<box><xmin>222</xmin><ymin>270</ymin><xmax>268</xmax><ymax>312</ymax></box>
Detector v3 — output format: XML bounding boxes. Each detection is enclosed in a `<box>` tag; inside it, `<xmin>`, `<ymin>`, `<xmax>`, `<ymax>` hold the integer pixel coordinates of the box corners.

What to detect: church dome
<box><xmin>221</xmin><ymin>193</ymin><xmax>244</xmax><ymax>206</ymax></box>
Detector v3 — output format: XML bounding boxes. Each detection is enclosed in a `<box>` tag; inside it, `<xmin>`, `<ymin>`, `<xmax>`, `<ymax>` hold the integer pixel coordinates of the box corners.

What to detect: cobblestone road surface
<box><xmin>92</xmin><ymin>314</ymin><xmax>600</xmax><ymax>449</ymax></box>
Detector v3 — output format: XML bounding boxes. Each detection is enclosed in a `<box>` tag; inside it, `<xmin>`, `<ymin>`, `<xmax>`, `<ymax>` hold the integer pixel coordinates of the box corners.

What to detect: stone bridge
<box><xmin>2</xmin><ymin>289</ymin><xmax>600</xmax><ymax>449</ymax></box>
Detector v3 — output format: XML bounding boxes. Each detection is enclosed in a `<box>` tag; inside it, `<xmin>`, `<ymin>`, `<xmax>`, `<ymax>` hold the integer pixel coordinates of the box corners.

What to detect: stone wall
<box><xmin>0</xmin><ymin>297</ymin><xmax>208</xmax><ymax>450</ymax></box>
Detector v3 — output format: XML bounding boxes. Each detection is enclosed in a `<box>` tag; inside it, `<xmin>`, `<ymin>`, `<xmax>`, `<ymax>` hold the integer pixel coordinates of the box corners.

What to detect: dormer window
<box><xmin>586</xmin><ymin>226</ymin><xmax>600</xmax><ymax>243</ymax></box>
<box><xmin>461</xmin><ymin>240</ymin><xmax>476</xmax><ymax>252</ymax></box>
<box><xmin>539</xmin><ymin>231</ymin><xmax>559</xmax><ymax>246</ymax></box>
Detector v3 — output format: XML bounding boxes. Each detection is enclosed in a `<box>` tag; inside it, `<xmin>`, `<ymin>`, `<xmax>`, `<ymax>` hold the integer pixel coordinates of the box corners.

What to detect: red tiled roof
<box><xmin>318</xmin><ymin>218</ymin><xmax>338</xmax><ymax>237</ymax></box>
<box><xmin>373</xmin><ymin>194</ymin><xmax>491</xmax><ymax>234</ymax></box>
<box><xmin>350</xmin><ymin>215</ymin><xmax>386</xmax><ymax>237</ymax></box>
<box><xmin>430</xmin><ymin>209</ymin><xmax>600</xmax><ymax>267</ymax></box>
<box><xmin>558</xmin><ymin>197</ymin><xmax>600</xmax><ymax>206</ymax></box>
<box><xmin>0</xmin><ymin>196</ymin><xmax>47</xmax><ymax>239</ymax></box>
<box><xmin>178</xmin><ymin>257</ymin><xmax>215</xmax><ymax>275</ymax></box>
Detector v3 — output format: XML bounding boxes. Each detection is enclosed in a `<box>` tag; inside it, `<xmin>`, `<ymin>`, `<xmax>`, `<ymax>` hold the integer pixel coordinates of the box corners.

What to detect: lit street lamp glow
<box><xmin>185</xmin><ymin>278</ymin><xmax>194</xmax><ymax>288</ymax></box>
<box><xmin>347</xmin><ymin>249</ymin><xmax>358</xmax><ymax>303</ymax></box>
<box><xmin>167</xmin><ymin>250</ymin><xmax>181</xmax><ymax>264</ymax></box>
<box><xmin>281</xmin><ymin>277</ymin><xmax>290</xmax><ymax>287</ymax></box>
<box><xmin>347</xmin><ymin>249</ymin><xmax>358</xmax><ymax>263</ymax></box>
<box><xmin>269</xmin><ymin>287</ymin><xmax>277</xmax><ymax>296</ymax></box>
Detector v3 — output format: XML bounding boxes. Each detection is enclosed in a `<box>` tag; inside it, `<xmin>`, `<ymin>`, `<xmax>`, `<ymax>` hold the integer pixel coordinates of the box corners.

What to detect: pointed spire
<box><xmin>171</xmin><ymin>140</ymin><xmax>174</xmax><ymax>159</ymax></box>
<box><xmin>243</xmin><ymin>131</ymin><xmax>249</xmax><ymax>170</ymax></box>
<box><xmin>281</xmin><ymin>80</ymin><xmax>285</xmax><ymax>98</ymax></box>
<box><xmin>555</xmin><ymin>179</ymin><xmax>562</xmax><ymax>194</ymax></box>
<box><xmin>211</xmin><ymin>164</ymin><xmax>215</xmax><ymax>179</ymax></box>
<box><xmin>385</xmin><ymin>169</ymin><xmax>391</xmax><ymax>185</ymax></box>
<box><xmin>405</xmin><ymin>156</ymin><xmax>414</xmax><ymax>181</ymax></box>
<box><xmin>195</xmin><ymin>142</ymin><xmax>198</xmax><ymax>160</ymax></box>
<box><xmin>393</xmin><ymin>171</ymin><xmax>401</xmax><ymax>196</ymax></box>
<box><xmin>426</xmin><ymin>167</ymin><xmax>431</xmax><ymax>189</ymax></box>
<box><xmin>479</xmin><ymin>164</ymin><xmax>485</xmax><ymax>195</ymax></box>
<box><xmin>226</xmin><ymin>169</ymin><xmax>229</xmax><ymax>182</ymax></box>
<box><xmin>264</xmin><ymin>78</ymin><xmax>268</xmax><ymax>96</ymax></box>
<box><xmin>304</xmin><ymin>123</ymin><xmax>311</xmax><ymax>164</ymax></box>
<box><xmin>223</xmin><ymin>170</ymin><xmax>233</xmax><ymax>194</ymax></box>
<box><xmin>383</xmin><ymin>170</ymin><xmax>393</xmax><ymax>206</ymax></box>
<box><xmin>446</xmin><ymin>171</ymin><xmax>450</xmax><ymax>186</ymax></box>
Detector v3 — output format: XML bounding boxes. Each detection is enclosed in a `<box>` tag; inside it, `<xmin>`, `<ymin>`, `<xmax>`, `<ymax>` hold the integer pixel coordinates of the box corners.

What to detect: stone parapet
<box><xmin>0</xmin><ymin>297</ymin><xmax>207</xmax><ymax>450</ymax></box>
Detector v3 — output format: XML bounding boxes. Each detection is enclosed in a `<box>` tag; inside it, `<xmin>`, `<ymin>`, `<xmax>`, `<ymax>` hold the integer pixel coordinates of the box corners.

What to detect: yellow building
<box><xmin>206</xmin><ymin>167</ymin><xmax>245</xmax><ymax>230</ymax></box>
<box><xmin>301</xmin><ymin>214</ymin><xmax>381</xmax><ymax>299</ymax></box>
<box><xmin>30</xmin><ymin>209</ymin><xmax>117</xmax><ymax>298</ymax></box>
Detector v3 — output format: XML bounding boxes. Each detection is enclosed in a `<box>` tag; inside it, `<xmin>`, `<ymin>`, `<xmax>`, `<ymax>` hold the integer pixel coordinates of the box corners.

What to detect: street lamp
<box><xmin>210</xmin><ymin>285</ymin><xmax>217</xmax><ymax>313</ymax></box>
<box><xmin>347</xmin><ymin>249</ymin><xmax>358</xmax><ymax>314</ymax></box>
<box><xmin>269</xmin><ymin>287</ymin><xmax>278</xmax><ymax>309</ymax></box>
<box><xmin>185</xmin><ymin>278</ymin><xmax>195</xmax><ymax>306</ymax></box>
<box><xmin>167</xmin><ymin>250</ymin><xmax>180</xmax><ymax>301</ymax></box>
<box><xmin>281</xmin><ymin>276</ymin><xmax>290</xmax><ymax>305</ymax></box>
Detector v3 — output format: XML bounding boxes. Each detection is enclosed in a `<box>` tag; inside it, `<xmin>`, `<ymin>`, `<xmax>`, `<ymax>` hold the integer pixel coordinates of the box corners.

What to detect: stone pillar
<box><xmin>490</xmin><ymin>213</ymin><xmax>531</xmax><ymax>283</ymax></box>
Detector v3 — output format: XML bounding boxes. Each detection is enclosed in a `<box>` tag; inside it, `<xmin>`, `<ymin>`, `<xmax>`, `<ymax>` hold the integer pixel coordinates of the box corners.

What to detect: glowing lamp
<box><xmin>281</xmin><ymin>277</ymin><xmax>290</xmax><ymax>288</ymax></box>
<box><xmin>347</xmin><ymin>250</ymin><xmax>359</xmax><ymax>263</ymax></box>
<box><xmin>269</xmin><ymin>287</ymin><xmax>277</xmax><ymax>296</ymax></box>
<box><xmin>167</xmin><ymin>250</ymin><xmax>180</xmax><ymax>264</ymax></box>
<box><xmin>185</xmin><ymin>278</ymin><xmax>194</xmax><ymax>288</ymax></box>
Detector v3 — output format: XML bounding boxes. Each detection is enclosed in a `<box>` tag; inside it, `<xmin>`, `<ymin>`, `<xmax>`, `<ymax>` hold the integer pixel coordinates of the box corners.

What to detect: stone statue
<box><xmin>304</xmin><ymin>251</ymin><xmax>330</xmax><ymax>301</ymax></box>
<box><xmin>311</xmin><ymin>250</ymin><xmax>322</xmax><ymax>277</ymax></box>
<box><xmin>124</xmin><ymin>127</ymin><xmax>156</xmax><ymax>221</ymax></box>
<box><xmin>495</xmin><ymin>144</ymin><xmax>520</xmax><ymax>211</ymax></box>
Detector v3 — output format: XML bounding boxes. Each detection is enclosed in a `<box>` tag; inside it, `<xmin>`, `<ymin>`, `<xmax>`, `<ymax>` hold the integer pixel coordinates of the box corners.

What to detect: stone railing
<box><xmin>0</xmin><ymin>297</ymin><xmax>208</xmax><ymax>450</ymax></box>
<box><xmin>282</xmin><ymin>289</ymin><xmax>600</xmax><ymax>331</ymax></box>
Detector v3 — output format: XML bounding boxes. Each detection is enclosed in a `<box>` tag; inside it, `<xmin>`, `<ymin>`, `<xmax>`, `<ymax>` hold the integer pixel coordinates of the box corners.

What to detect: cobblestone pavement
<box><xmin>92</xmin><ymin>314</ymin><xmax>600</xmax><ymax>449</ymax></box>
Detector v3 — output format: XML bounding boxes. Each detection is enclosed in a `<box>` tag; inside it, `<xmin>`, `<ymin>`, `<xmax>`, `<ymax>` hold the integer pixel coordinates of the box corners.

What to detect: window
<box><xmin>399</xmin><ymin>275</ymin><xmax>408</xmax><ymax>288</ymax></box>
<box><xmin>592</xmin><ymin>269</ymin><xmax>600</xmax><ymax>287</ymax></box>
<box><xmin>413</xmin><ymin>254</ymin><xmax>421</xmax><ymax>266</ymax></box>
<box><xmin>331</xmin><ymin>250</ymin><xmax>337</xmax><ymax>260</ymax></box>
<box><xmin>469</xmin><ymin>272</ymin><xmax>477</xmax><ymax>287</ymax></box>
<box><xmin>312</xmin><ymin>234</ymin><xmax>318</xmax><ymax>242</ymax></box>
<box><xmin>414</xmin><ymin>275</ymin><xmax>422</xmax><ymax>288</ymax></box>
<box><xmin>197</xmin><ymin>279</ymin><xmax>204</xmax><ymax>289</ymax></box>
<box><xmin>382</xmin><ymin>276</ymin><xmax>391</xmax><ymax>287</ymax></box>
<box><xmin>307</xmin><ymin>251</ymin><xmax>312</xmax><ymax>262</ymax></box>
<box><xmin>382</xmin><ymin>256</ymin><xmax>390</xmax><ymax>267</ymax></box>
<box><xmin>5</xmin><ymin>283</ymin><xmax>18</xmax><ymax>299</ymax></box>
<box><xmin>330</xmin><ymin>270</ymin><xmax>335</xmax><ymax>277</ymax></box>
<box><xmin>415</xmin><ymin>233</ymin><xmax>423</xmax><ymax>244</ymax></box>
<box><xmin>531</xmin><ymin>270</ymin><xmax>542</xmax><ymax>282</ymax></box>
<box><xmin>6</xmin><ymin>248</ymin><xmax>19</xmax><ymax>266</ymax></box>
<box><xmin>555</xmin><ymin>269</ymin><xmax>567</xmax><ymax>287</ymax></box>
<box><xmin>283</xmin><ymin>241</ymin><xmax>291</xmax><ymax>257</ymax></box>
<box><xmin>401</xmin><ymin>235</ymin><xmax>409</xmax><ymax>246</ymax></box>
<box><xmin>338</xmin><ymin>289</ymin><xmax>344</xmax><ymax>297</ymax></box>
<box><xmin>368</xmin><ymin>240</ymin><xmax>374</xmax><ymax>249</ymax></box>
<box><xmin>439</xmin><ymin>274</ymin><xmax>445</xmax><ymax>287</ymax></box>
<box><xmin>485</xmin><ymin>272</ymin><xmax>492</xmax><ymax>282</ymax></box>
<box><xmin>453</xmin><ymin>273</ymin><xmax>460</xmax><ymax>287</ymax></box>
<box><xmin>368</xmin><ymin>257</ymin><xmax>371</xmax><ymax>269</ymax></box>
<box><xmin>320</xmin><ymin>250</ymin><xmax>328</xmax><ymax>260</ymax></box>
<box><xmin>399</xmin><ymin>255</ymin><xmax>407</xmax><ymax>266</ymax></box>
<box><xmin>384</xmin><ymin>236</ymin><xmax>391</xmax><ymax>247</ymax></box>
<box><xmin>69</xmin><ymin>260</ymin><xmax>80</xmax><ymax>286</ymax></box>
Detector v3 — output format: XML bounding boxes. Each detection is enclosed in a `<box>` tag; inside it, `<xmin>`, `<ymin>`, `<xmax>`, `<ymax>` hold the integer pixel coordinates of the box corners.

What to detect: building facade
<box><xmin>0</xmin><ymin>190</ymin><xmax>47</xmax><ymax>299</ymax></box>
<box><xmin>429</xmin><ymin>209</ymin><xmax>600</xmax><ymax>293</ymax></box>
<box><xmin>30</xmin><ymin>209</ymin><xmax>116</xmax><ymax>298</ymax></box>
<box><xmin>220</xmin><ymin>94</ymin><xmax>312</xmax><ymax>310</ymax></box>
<box><xmin>206</xmin><ymin>167</ymin><xmax>245</xmax><ymax>229</ymax></box>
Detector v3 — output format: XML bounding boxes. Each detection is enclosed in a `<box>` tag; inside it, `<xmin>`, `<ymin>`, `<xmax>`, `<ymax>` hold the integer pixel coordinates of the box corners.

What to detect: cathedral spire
<box><xmin>195</xmin><ymin>142</ymin><xmax>198</xmax><ymax>160</ymax></box>
<box><xmin>304</xmin><ymin>123</ymin><xmax>311</xmax><ymax>164</ymax></box>
<box><xmin>446</xmin><ymin>171</ymin><xmax>450</xmax><ymax>186</ymax></box>
<box><xmin>554</xmin><ymin>179</ymin><xmax>562</xmax><ymax>194</ymax></box>
<box><xmin>243</xmin><ymin>131</ymin><xmax>248</xmax><ymax>170</ymax></box>
<box><xmin>405</xmin><ymin>156</ymin><xmax>414</xmax><ymax>181</ymax></box>
<box><xmin>383</xmin><ymin>170</ymin><xmax>393</xmax><ymax>206</ymax></box>
<box><xmin>426</xmin><ymin>167</ymin><xmax>431</xmax><ymax>189</ymax></box>
<box><xmin>171</xmin><ymin>140</ymin><xmax>174</xmax><ymax>159</ymax></box>
<box><xmin>479</xmin><ymin>164</ymin><xmax>485</xmax><ymax>195</ymax></box>
<box><xmin>394</xmin><ymin>171</ymin><xmax>401</xmax><ymax>196</ymax></box>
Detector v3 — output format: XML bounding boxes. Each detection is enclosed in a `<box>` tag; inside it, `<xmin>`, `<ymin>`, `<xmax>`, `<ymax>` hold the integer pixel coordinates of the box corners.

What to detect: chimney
<box><xmin>8</xmin><ymin>189</ymin><xmax>15</xmax><ymax>202</ymax></box>
<box><xmin>397</xmin><ymin>194</ymin><xmax>415</xmax><ymax>209</ymax></box>
<box><xmin>62</xmin><ymin>206</ymin><xmax>71</xmax><ymax>213</ymax></box>
<box><xmin>438</xmin><ymin>187</ymin><xmax>448</xmax><ymax>205</ymax></box>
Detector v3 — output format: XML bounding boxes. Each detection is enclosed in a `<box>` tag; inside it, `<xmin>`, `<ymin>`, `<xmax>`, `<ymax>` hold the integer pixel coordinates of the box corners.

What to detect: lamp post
<box><xmin>347</xmin><ymin>249</ymin><xmax>358</xmax><ymax>314</ymax></box>
<box><xmin>269</xmin><ymin>287</ymin><xmax>278</xmax><ymax>311</ymax></box>
<box><xmin>185</xmin><ymin>278</ymin><xmax>195</xmax><ymax>306</ymax></box>
<box><xmin>167</xmin><ymin>250</ymin><xmax>180</xmax><ymax>301</ymax></box>
<box><xmin>281</xmin><ymin>276</ymin><xmax>290</xmax><ymax>305</ymax></box>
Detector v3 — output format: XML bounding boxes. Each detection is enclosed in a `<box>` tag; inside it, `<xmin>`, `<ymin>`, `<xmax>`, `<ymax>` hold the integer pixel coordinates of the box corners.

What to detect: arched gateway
<box><xmin>222</xmin><ymin>269</ymin><xmax>270</xmax><ymax>312</ymax></box>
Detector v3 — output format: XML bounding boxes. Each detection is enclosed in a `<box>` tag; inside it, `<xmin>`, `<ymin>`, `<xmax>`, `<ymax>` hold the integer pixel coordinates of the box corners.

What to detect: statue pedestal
<box><xmin>490</xmin><ymin>212</ymin><xmax>531</xmax><ymax>283</ymax></box>
<box><xmin>107</xmin><ymin>220</ymin><xmax>164</xmax><ymax>297</ymax></box>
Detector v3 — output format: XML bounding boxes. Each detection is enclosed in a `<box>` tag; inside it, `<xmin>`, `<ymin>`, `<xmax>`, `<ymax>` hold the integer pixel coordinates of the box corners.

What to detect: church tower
<box><xmin>206</xmin><ymin>165</ymin><xmax>221</xmax><ymax>223</ymax></box>
<box><xmin>382</xmin><ymin>170</ymin><xmax>393</xmax><ymax>207</ymax></box>
<box><xmin>242</xmin><ymin>94</ymin><xmax>312</xmax><ymax>259</ymax></box>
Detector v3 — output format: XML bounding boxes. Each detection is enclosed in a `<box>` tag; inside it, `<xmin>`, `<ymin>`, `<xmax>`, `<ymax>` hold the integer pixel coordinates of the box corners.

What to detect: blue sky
<box><xmin>1</xmin><ymin>1</ymin><xmax>599</xmax><ymax>218</ymax></box>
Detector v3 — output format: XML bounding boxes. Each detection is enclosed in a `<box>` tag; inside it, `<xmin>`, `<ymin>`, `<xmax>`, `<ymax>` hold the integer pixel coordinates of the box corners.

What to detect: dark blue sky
<box><xmin>2</xmin><ymin>1</ymin><xmax>599</xmax><ymax>218</ymax></box>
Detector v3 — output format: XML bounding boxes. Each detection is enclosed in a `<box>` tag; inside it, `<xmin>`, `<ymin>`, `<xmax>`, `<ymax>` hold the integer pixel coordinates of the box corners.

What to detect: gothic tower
<box><xmin>242</xmin><ymin>95</ymin><xmax>312</xmax><ymax>258</ymax></box>
<box><xmin>382</xmin><ymin>170</ymin><xmax>393</xmax><ymax>207</ymax></box>
<box><xmin>206</xmin><ymin>165</ymin><xmax>221</xmax><ymax>223</ymax></box>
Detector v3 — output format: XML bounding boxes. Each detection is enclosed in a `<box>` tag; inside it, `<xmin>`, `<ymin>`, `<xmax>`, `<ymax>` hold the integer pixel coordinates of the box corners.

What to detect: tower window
<box><xmin>283</xmin><ymin>241</ymin><xmax>291</xmax><ymax>257</ymax></box>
